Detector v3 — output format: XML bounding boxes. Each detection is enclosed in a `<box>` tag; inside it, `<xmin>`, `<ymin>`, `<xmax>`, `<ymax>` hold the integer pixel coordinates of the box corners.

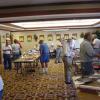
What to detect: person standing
<box><xmin>55</xmin><ymin>43</ymin><xmax>62</xmax><ymax>63</ymax></box>
<box><xmin>80</xmin><ymin>32</ymin><xmax>100</xmax><ymax>77</ymax></box>
<box><xmin>92</xmin><ymin>34</ymin><xmax>100</xmax><ymax>54</ymax></box>
<box><xmin>3</xmin><ymin>38</ymin><xmax>12</xmax><ymax>70</ymax></box>
<box><xmin>39</xmin><ymin>40</ymin><xmax>50</xmax><ymax>74</ymax></box>
<box><xmin>62</xmin><ymin>38</ymin><xmax>75</xmax><ymax>84</ymax></box>
<box><xmin>12</xmin><ymin>39</ymin><xmax>21</xmax><ymax>60</ymax></box>
<box><xmin>0</xmin><ymin>75</ymin><xmax>4</xmax><ymax>100</ymax></box>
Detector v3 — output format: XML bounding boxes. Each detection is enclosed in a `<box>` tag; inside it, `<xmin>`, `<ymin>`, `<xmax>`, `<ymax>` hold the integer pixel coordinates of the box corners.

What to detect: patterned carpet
<box><xmin>0</xmin><ymin>60</ymin><xmax>78</xmax><ymax>100</ymax></box>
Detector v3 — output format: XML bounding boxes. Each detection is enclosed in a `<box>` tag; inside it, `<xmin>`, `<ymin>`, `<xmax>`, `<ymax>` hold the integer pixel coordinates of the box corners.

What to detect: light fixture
<box><xmin>42</xmin><ymin>28</ymin><xmax>69</xmax><ymax>32</ymax></box>
<box><xmin>11</xmin><ymin>19</ymin><xmax>100</xmax><ymax>28</ymax></box>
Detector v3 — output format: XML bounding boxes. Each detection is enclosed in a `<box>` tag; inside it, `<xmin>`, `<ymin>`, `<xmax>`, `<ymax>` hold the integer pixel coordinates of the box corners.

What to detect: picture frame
<box><xmin>56</xmin><ymin>34</ymin><xmax>61</xmax><ymax>41</ymax></box>
<box><xmin>64</xmin><ymin>34</ymin><xmax>69</xmax><ymax>40</ymax></box>
<box><xmin>39</xmin><ymin>35</ymin><xmax>44</xmax><ymax>40</ymax></box>
<box><xmin>27</xmin><ymin>35</ymin><xmax>32</xmax><ymax>42</ymax></box>
<box><xmin>47</xmin><ymin>34</ymin><xmax>53</xmax><ymax>41</ymax></box>
<box><xmin>72</xmin><ymin>33</ymin><xmax>77</xmax><ymax>39</ymax></box>
<box><xmin>19</xmin><ymin>36</ymin><xmax>24</xmax><ymax>42</ymax></box>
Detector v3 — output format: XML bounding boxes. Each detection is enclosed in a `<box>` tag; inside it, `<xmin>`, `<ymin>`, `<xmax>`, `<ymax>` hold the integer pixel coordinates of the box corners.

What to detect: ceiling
<box><xmin>0</xmin><ymin>0</ymin><xmax>100</xmax><ymax>31</ymax></box>
<box><xmin>0</xmin><ymin>0</ymin><xmax>99</xmax><ymax>7</ymax></box>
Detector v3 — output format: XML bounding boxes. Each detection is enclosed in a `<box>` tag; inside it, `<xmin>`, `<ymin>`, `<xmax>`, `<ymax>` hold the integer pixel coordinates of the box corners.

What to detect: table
<box><xmin>13</xmin><ymin>56</ymin><xmax>39</xmax><ymax>74</ymax></box>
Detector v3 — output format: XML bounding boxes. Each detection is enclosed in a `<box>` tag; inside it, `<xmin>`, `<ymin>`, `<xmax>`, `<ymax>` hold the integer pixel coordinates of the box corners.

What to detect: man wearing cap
<box><xmin>3</xmin><ymin>38</ymin><xmax>12</xmax><ymax>70</ymax></box>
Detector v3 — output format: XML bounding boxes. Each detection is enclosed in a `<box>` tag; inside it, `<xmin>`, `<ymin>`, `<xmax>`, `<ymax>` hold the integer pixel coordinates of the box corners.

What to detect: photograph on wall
<box><xmin>56</xmin><ymin>34</ymin><xmax>61</xmax><ymax>41</ymax></box>
<box><xmin>47</xmin><ymin>34</ymin><xmax>53</xmax><ymax>41</ymax></box>
<box><xmin>39</xmin><ymin>35</ymin><xmax>44</xmax><ymax>40</ymax></box>
<box><xmin>19</xmin><ymin>36</ymin><xmax>24</xmax><ymax>42</ymax></box>
<box><xmin>27</xmin><ymin>35</ymin><xmax>32</xmax><ymax>42</ymax></box>
<box><xmin>72</xmin><ymin>33</ymin><xmax>77</xmax><ymax>39</ymax></box>
<box><xmin>6</xmin><ymin>33</ymin><xmax>10</xmax><ymax>38</ymax></box>
<box><xmin>64</xmin><ymin>34</ymin><xmax>69</xmax><ymax>40</ymax></box>
<box><xmin>1</xmin><ymin>35</ymin><xmax>6</xmax><ymax>43</ymax></box>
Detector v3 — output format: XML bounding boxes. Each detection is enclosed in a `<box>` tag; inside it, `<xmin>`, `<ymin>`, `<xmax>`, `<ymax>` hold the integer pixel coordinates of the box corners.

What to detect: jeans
<box><xmin>13</xmin><ymin>53</ymin><xmax>20</xmax><ymax>60</ymax></box>
<box><xmin>0</xmin><ymin>90</ymin><xmax>3</xmax><ymax>100</ymax></box>
<box><xmin>81</xmin><ymin>62</ymin><xmax>94</xmax><ymax>76</ymax></box>
<box><xmin>63</xmin><ymin>56</ymin><xmax>73</xmax><ymax>84</ymax></box>
<box><xmin>3</xmin><ymin>54</ymin><xmax>12</xmax><ymax>70</ymax></box>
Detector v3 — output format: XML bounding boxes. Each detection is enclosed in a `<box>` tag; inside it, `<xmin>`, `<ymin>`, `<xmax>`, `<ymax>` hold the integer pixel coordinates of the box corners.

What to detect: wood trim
<box><xmin>1</xmin><ymin>16</ymin><xmax>100</xmax><ymax>23</ymax></box>
<box><xmin>0</xmin><ymin>0</ymin><xmax>100</xmax><ymax>9</ymax></box>
<box><xmin>0</xmin><ymin>8</ymin><xmax>100</xmax><ymax>18</ymax></box>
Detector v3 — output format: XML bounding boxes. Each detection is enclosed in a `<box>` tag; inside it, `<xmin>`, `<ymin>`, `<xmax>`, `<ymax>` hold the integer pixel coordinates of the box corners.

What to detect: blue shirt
<box><xmin>40</xmin><ymin>43</ymin><xmax>49</xmax><ymax>55</ymax></box>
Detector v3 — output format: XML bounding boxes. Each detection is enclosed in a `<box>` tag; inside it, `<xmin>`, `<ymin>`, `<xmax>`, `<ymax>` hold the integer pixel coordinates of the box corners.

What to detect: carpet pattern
<box><xmin>0</xmin><ymin>60</ymin><xmax>78</xmax><ymax>100</ymax></box>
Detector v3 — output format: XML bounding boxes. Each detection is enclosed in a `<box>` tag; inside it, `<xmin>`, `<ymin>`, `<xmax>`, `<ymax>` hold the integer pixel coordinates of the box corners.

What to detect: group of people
<box><xmin>39</xmin><ymin>32</ymin><xmax>100</xmax><ymax>83</ymax></box>
<box><xmin>0</xmin><ymin>33</ymin><xmax>100</xmax><ymax>99</ymax></box>
<box><xmin>2</xmin><ymin>38</ymin><xmax>22</xmax><ymax>70</ymax></box>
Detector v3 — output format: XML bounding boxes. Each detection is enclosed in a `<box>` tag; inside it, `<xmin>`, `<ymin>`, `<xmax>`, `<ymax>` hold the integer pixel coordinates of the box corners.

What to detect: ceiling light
<box><xmin>11</xmin><ymin>19</ymin><xmax>100</xmax><ymax>28</ymax></box>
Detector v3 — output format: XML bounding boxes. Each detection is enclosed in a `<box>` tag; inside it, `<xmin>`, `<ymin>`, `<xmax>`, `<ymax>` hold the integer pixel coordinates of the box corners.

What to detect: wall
<box><xmin>0</xmin><ymin>30</ymin><xmax>10</xmax><ymax>63</ymax></box>
<box><xmin>11</xmin><ymin>28</ymin><xmax>98</xmax><ymax>52</ymax></box>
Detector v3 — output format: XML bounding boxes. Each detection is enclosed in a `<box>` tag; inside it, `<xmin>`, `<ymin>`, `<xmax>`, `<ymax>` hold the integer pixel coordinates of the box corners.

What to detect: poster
<box><xmin>56</xmin><ymin>34</ymin><xmax>61</xmax><ymax>41</ymax></box>
<box><xmin>47</xmin><ymin>34</ymin><xmax>53</xmax><ymax>41</ymax></box>
<box><xmin>27</xmin><ymin>35</ymin><xmax>32</xmax><ymax>42</ymax></box>
<box><xmin>72</xmin><ymin>33</ymin><xmax>77</xmax><ymax>38</ymax></box>
<box><xmin>64</xmin><ymin>34</ymin><xmax>69</xmax><ymax>40</ymax></box>
<box><xmin>39</xmin><ymin>35</ymin><xmax>44</xmax><ymax>40</ymax></box>
<box><xmin>19</xmin><ymin>36</ymin><xmax>24</xmax><ymax>42</ymax></box>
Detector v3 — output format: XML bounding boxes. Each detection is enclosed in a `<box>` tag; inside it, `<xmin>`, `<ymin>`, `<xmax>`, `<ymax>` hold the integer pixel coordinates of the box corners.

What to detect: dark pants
<box><xmin>13</xmin><ymin>53</ymin><xmax>20</xmax><ymax>60</ymax></box>
<box><xmin>3</xmin><ymin>54</ymin><xmax>12</xmax><ymax>70</ymax></box>
<box><xmin>81</xmin><ymin>62</ymin><xmax>94</xmax><ymax>76</ymax></box>
<box><xmin>0</xmin><ymin>90</ymin><xmax>3</xmax><ymax>100</ymax></box>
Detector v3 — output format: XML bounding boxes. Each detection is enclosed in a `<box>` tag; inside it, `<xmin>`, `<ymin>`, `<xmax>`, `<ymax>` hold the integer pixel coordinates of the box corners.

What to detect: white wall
<box><xmin>0</xmin><ymin>30</ymin><xmax>10</xmax><ymax>63</ymax></box>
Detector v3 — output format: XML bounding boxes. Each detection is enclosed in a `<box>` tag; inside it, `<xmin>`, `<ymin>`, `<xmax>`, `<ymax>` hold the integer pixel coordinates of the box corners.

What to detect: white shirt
<box><xmin>12</xmin><ymin>43</ymin><xmax>20</xmax><ymax>53</ymax></box>
<box><xmin>93</xmin><ymin>38</ymin><xmax>100</xmax><ymax>49</ymax></box>
<box><xmin>3</xmin><ymin>45</ymin><xmax>12</xmax><ymax>54</ymax></box>
<box><xmin>0</xmin><ymin>76</ymin><xmax>4</xmax><ymax>91</ymax></box>
<box><xmin>62</xmin><ymin>40</ymin><xmax>75</xmax><ymax>57</ymax></box>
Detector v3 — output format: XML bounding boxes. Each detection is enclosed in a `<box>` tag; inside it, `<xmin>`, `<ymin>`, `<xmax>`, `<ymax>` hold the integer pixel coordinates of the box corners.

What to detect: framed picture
<box><xmin>27</xmin><ymin>35</ymin><xmax>32</xmax><ymax>42</ymax></box>
<box><xmin>1</xmin><ymin>35</ymin><xmax>6</xmax><ymax>43</ymax></box>
<box><xmin>56</xmin><ymin>34</ymin><xmax>61</xmax><ymax>41</ymax></box>
<box><xmin>47</xmin><ymin>34</ymin><xmax>53</xmax><ymax>41</ymax></box>
<box><xmin>6</xmin><ymin>33</ymin><xmax>10</xmax><ymax>38</ymax></box>
<box><xmin>72</xmin><ymin>33</ymin><xmax>77</xmax><ymax>38</ymax></box>
<box><xmin>39</xmin><ymin>35</ymin><xmax>44</xmax><ymax>40</ymax></box>
<box><xmin>19</xmin><ymin>36</ymin><xmax>24</xmax><ymax>42</ymax></box>
<box><xmin>64</xmin><ymin>34</ymin><xmax>69</xmax><ymax>40</ymax></box>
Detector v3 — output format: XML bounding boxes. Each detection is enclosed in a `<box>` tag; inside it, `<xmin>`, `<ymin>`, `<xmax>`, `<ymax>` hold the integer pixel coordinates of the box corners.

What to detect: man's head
<box><xmin>39</xmin><ymin>40</ymin><xmax>44</xmax><ymax>44</ymax></box>
<box><xmin>6</xmin><ymin>38</ymin><xmax>10</xmax><ymax>45</ymax></box>
<box><xmin>92</xmin><ymin>34</ymin><xmax>97</xmax><ymax>40</ymax></box>
<box><xmin>84</xmin><ymin>32</ymin><xmax>92</xmax><ymax>42</ymax></box>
